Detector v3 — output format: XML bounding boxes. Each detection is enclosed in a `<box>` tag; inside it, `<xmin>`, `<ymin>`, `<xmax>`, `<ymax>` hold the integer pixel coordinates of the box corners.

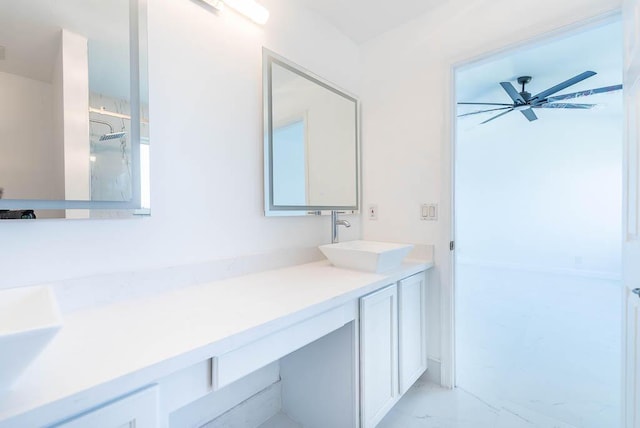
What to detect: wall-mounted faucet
<box><xmin>331</xmin><ymin>210</ymin><xmax>351</xmax><ymax>243</ymax></box>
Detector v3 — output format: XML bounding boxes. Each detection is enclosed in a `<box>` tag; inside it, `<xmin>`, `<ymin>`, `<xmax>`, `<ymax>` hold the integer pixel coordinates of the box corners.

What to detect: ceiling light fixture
<box><xmin>198</xmin><ymin>0</ymin><xmax>269</xmax><ymax>25</ymax></box>
<box><xmin>89</xmin><ymin>107</ymin><xmax>149</xmax><ymax>125</ymax></box>
<box><xmin>199</xmin><ymin>0</ymin><xmax>224</xmax><ymax>11</ymax></box>
<box><xmin>224</xmin><ymin>0</ymin><xmax>269</xmax><ymax>25</ymax></box>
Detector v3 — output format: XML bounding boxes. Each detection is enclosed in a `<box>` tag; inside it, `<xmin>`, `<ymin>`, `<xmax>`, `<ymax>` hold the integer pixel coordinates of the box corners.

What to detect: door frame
<box><xmin>442</xmin><ymin>10</ymin><xmax>623</xmax><ymax>389</ymax></box>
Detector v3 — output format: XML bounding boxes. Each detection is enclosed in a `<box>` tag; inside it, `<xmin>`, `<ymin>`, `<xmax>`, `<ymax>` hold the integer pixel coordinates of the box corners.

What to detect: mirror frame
<box><xmin>263</xmin><ymin>48</ymin><xmax>361</xmax><ymax>217</ymax></box>
<box><xmin>0</xmin><ymin>0</ymin><xmax>150</xmax><ymax>217</ymax></box>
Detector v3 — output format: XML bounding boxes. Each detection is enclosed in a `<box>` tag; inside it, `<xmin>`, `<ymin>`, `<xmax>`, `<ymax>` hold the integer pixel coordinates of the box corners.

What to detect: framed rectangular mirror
<box><xmin>0</xmin><ymin>0</ymin><xmax>149</xmax><ymax>219</ymax></box>
<box><xmin>263</xmin><ymin>49</ymin><xmax>360</xmax><ymax>216</ymax></box>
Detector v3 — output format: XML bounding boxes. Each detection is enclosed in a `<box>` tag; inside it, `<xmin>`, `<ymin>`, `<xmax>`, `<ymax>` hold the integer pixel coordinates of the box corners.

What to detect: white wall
<box><xmin>60</xmin><ymin>29</ymin><xmax>91</xmax><ymax>218</ymax></box>
<box><xmin>0</xmin><ymin>0</ymin><xmax>361</xmax><ymax>289</ymax></box>
<box><xmin>456</xmin><ymin>99</ymin><xmax>622</xmax><ymax>278</ymax></box>
<box><xmin>360</xmin><ymin>0</ymin><xmax>621</xmax><ymax>364</ymax></box>
<box><xmin>305</xmin><ymin>88</ymin><xmax>357</xmax><ymax>206</ymax></box>
<box><xmin>0</xmin><ymin>71</ymin><xmax>62</xmax><ymax>203</ymax></box>
<box><xmin>51</xmin><ymin>34</ymin><xmax>67</xmax><ymax>220</ymax></box>
<box><xmin>272</xmin><ymin>70</ymin><xmax>357</xmax><ymax>206</ymax></box>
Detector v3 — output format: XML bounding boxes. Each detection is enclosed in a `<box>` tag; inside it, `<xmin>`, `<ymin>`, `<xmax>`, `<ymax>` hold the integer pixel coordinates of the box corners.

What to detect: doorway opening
<box><xmin>454</xmin><ymin>17</ymin><xmax>623</xmax><ymax>428</ymax></box>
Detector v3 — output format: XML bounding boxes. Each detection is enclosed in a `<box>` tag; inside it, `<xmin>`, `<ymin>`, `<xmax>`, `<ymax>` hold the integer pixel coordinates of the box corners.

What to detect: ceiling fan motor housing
<box><xmin>517</xmin><ymin>76</ymin><xmax>532</xmax><ymax>101</ymax></box>
<box><xmin>517</xmin><ymin>76</ymin><xmax>532</xmax><ymax>85</ymax></box>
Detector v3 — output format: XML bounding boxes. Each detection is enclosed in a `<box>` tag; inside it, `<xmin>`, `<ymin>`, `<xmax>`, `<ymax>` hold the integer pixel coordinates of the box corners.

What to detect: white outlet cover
<box><xmin>368</xmin><ymin>204</ymin><xmax>378</xmax><ymax>220</ymax></box>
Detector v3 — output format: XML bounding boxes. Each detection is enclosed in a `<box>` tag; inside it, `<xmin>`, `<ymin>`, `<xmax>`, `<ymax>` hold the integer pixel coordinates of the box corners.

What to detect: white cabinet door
<box><xmin>56</xmin><ymin>386</ymin><xmax>158</xmax><ymax>428</ymax></box>
<box><xmin>623</xmin><ymin>0</ymin><xmax>640</xmax><ymax>425</ymax></box>
<box><xmin>360</xmin><ymin>284</ymin><xmax>398</xmax><ymax>428</ymax></box>
<box><xmin>398</xmin><ymin>272</ymin><xmax>428</xmax><ymax>395</ymax></box>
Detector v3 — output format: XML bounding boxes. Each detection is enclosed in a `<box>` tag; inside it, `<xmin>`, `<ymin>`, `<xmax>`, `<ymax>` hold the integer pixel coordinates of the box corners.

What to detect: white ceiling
<box><xmin>290</xmin><ymin>3</ymin><xmax>622</xmax><ymax>121</ymax></box>
<box><xmin>298</xmin><ymin>0</ymin><xmax>445</xmax><ymax>44</ymax></box>
<box><xmin>456</xmin><ymin>19</ymin><xmax>623</xmax><ymax>121</ymax></box>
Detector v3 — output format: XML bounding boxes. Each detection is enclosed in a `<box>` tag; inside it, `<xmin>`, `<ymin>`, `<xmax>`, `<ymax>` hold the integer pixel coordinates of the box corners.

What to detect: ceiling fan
<box><xmin>458</xmin><ymin>71</ymin><xmax>622</xmax><ymax>124</ymax></box>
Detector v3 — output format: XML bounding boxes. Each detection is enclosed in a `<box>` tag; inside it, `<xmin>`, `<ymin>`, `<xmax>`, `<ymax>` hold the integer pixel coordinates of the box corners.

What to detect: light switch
<box><xmin>421</xmin><ymin>203</ymin><xmax>438</xmax><ymax>221</ymax></box>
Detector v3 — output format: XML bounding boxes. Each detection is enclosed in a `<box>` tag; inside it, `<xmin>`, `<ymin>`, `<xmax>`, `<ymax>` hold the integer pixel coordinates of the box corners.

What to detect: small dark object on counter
<box><xmin>0</xmin><ymin>210</ymin><xmax>36</xmax><ymax>219</ymax></box>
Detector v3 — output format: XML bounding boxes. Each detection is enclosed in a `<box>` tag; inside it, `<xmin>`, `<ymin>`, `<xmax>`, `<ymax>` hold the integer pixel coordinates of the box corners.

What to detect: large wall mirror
<box><xmin>0</xmin><ymin>0</ymin><xmax>149</xmax><ymax>219</ymax></box>
<box><xmin>263</xmin><ymin>49</ymin><xmax>360</xmax><ymax>216</ymax></box>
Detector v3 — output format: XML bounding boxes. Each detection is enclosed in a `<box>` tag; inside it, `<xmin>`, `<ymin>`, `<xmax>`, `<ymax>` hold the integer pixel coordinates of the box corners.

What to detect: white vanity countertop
<box><xmin>0</xmin><ymin>259</ymin><xmax>432</xmax><ymax>427</ymax></box>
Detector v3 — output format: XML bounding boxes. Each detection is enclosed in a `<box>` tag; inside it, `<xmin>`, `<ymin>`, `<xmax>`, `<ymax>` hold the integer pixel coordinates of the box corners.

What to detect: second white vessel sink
<box><xmin>319</xmin><ymin>240</ymin><xmax>414</xmax><ymax>273</ymax></box>
<box><xmin>0</xmin><ymin>285</ymin><xmax>62</xmax><ymax>391</ymax></box>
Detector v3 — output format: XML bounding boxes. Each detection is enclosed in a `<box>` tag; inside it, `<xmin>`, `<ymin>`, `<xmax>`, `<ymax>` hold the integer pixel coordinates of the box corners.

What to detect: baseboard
<box><xmin>456</xmin><ymin>257</ymin><xmax>621</xmax><ymax>281</ymax></box>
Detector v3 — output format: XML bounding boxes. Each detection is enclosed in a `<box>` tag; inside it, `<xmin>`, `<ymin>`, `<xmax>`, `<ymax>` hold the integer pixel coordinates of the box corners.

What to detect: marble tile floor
<box><xmin>378</xmin><ymin>377</ymin><xmax>580</xmax><ymax>428</ymax></box>
<box><xmin>256</xmin><ymin>378</ymin><xmax>583</xmax><ymax>428</ymax></box>
<box><xmin>455</xmin><ymin>265</ymin><xmax>621</xmax><ymax>428</ymax></box>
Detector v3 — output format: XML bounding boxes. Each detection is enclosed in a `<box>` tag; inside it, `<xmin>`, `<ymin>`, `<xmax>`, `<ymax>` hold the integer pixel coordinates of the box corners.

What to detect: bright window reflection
<box><xmin>140</xmin><ymin>142</ymin><xmax>150</xmax><ymax>209</ymax></box>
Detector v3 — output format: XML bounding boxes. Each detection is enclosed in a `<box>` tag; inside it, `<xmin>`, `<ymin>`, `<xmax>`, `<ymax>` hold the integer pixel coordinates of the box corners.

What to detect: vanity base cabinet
<box><xmin>2</xmin><ymin>265</ymin><xmax>432</xmax><ymax>428</ymax></box>
<box><xmin>398</xmin><ymin>272</ymin><xmax>428</xmax><ymax>394</ymax></box>
<box><xmin>359</xmin><ymin>270</ymin><xmax>428</xmax><ymax>428</ymax></box>
<box><xmin>359</xmin><ymin>284</ymin><xmax>399</xmax><ymax>428</ymax></box>
<box><xmin>54</xmin><ymin>386</ymin><xmax>158</xmax><ymax>428</ymax></box>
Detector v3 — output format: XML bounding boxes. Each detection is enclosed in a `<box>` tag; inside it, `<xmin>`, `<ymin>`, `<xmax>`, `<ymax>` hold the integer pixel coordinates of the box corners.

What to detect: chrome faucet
<box><xmin>331</xmin><ymin>210</ymin><xmax>351</xmax><ymax>243</ymax></box>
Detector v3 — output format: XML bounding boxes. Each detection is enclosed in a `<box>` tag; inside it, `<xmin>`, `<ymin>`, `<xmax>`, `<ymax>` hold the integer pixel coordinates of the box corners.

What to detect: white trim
<box><xmin>440</xmin><ymin>57</ymin><xmax>456</xmax><ymax>390</ymax></box>
<box><xmin>445</xmin><ymin>9</ymin><xmax>623</xmax><ymax>390</ymax></box>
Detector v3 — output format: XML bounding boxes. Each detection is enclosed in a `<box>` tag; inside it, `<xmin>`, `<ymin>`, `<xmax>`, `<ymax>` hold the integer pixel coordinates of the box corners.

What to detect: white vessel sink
<box><xmin>319</xmin><ymin>240</ymin><xmax>414</xmax><ymax>273</ymax></box>
<box><xmin>0</xmin><ymin>285</ymin><xmax>62</xmax><ymax>391</ymax></box>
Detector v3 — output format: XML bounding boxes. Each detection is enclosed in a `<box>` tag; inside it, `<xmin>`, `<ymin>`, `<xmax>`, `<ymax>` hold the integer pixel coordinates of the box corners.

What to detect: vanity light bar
<box><xmin>224</xmin><ymin>0</ymin><xmax>269</xmax><ymax>24</ymax></box>
<box><xmin>199</xmin><ymin>0</ymin><xmax>224</xmax><ymax>11</ymax></box>
<box><xmin>198</xmin><ymin>0</ymin><xmax>269</xmax><ymax>25</ymax></box>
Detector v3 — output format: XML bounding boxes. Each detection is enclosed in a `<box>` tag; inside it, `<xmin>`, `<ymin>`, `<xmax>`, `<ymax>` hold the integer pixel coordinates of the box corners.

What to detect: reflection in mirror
<box><xmin>0</xmin><ymin>0</ymin><xmax>149</xmax><ymax>219</ymax></box>
<box><xmin>264</xmin><ymin>49</ymin><xmax>359</xmax><ymax>215</ymax></box>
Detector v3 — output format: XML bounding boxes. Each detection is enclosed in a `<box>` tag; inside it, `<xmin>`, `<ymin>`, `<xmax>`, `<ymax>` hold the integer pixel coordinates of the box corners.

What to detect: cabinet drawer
<box><xmin>213</xmin><ymin>304</ymin><xmax>353</xmax><ymax>390</ymax></box>
<box><xmin>54</xmin><ymin>386</ymin><xmax>158</xmax><ymax>428</ymax></box>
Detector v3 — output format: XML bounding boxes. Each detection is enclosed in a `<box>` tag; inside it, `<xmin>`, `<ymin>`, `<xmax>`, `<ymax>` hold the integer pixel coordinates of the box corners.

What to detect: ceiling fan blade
<box><xmin>480</xmin><ymin>108</ymin><xmax>514</xmax><ymax>124</ymax></box>
<box><xmin>535</xmin><ymin>103</ymin><xmax>596</xmax><ymax>109</ymax></box>
<box><xmin>457</xmin><ymin>106</ymin><xmax>513</xmax><ymax>117</ymax></box>
<box><xmin>499</xmin><ymin>82</ymin><xmax>525</xmax><ymax>103</ymax></box>
<box><xmin>531</xmin><ymin>71</ymin><xmax>596</xmax><ymax>101</ymax></box>
<box><xmin>458</xmin><ymin>102</ymin><xmax>514</xmax><ymax>106</ymax></box>
<box><xmin>545</xmin><ymin>84</ymin><xmax>622</xmax><ymax>102</ymax></box>
<box><xmin>520</xmin><ymin>108</ymin><xmax>538</xmax><ymax>121</ymax></box>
